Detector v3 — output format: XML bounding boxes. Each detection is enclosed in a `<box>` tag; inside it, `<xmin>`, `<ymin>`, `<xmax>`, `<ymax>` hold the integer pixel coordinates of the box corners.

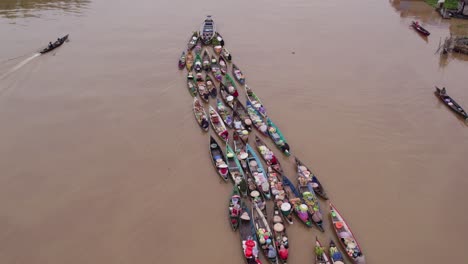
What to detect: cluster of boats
<box><xmin>181</xmin><ymin>16</ymin><xmax>367</xmax><ymax>264</ymax></box>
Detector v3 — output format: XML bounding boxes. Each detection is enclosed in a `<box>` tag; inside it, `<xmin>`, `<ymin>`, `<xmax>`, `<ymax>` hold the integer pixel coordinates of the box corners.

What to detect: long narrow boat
<box><xmin>186</xmin><ymin>72</ymin><xmax>197</xmax><ymax>97</ymax></box>
<box><xmin>266</xmin><ymin>118</ymin><xmax>290</xmax><ymax>156</ymax></box>
<box><xmin>330</xmin><ymin>203</ymin><xmax>366</xmax><ymax>264</ymax></box>
<box><xmin>222</xmin><ymin>47</ymin><xmax>232</xmax><ymax>61</ymax></box>
<box><xmin>202</xmin><ymin>50</ymin><xmax>211</xmax><ymax>72</ymax></box>
<box><xmin>239</xmin><ymin>205</ymin><xmax>261</xmax><ymax>264</ymax></box>
<box><xmin>254</xmin><ymin>135</ymin><xmax>283</xmax><ymax>174</ymax></box>
<box><xmin>295</xmin><ymin>157</ymin><xmax>328</xmax><ymax>199</ymax></box>
<box><xmin>271</xmin><ymin>203</ymin><xmax>290</xmax><ymax>263</ymax></box>
<box><xmin>178</xmin><ymin>51</ymin><xmax>186</xmax><ymax>69</ymax></box>
<box><xmin>213</xmin><ymin>32</ymin><xmax>225</xmax><ymax>47</ymax></box>
<box><xmin>234</xmin><ymin>100</ymin><xmax>253</xmax><ymax>132</ymax></box>
<box><xmin>209</xmin><ymin>106</ymin><xmax>228</xmax><ymax>142</ymax></box>
<box><xmin>282</xmin><ymin>175</ymin><xmax>313</xmax><ymax>228</ymax></box>
<box><xmin>40</xmin><ymin>34</ymin><xmax>69</xmax><ymax>54</ymax></box>
<box><xmin>194</xmin><ymin>53</ymin><xmax>202</xmax><ymax>72</ymax></box>
<box><xmin>187</xmin><ymin>31</ymin><xmax>199</xmax><ymax>50</ymax></box>
<box><xmin>219</xmin><ymin>55</ymin><xmax>228</xmax><ymax>75</ymax></box>
<box><xmin>232</xmin><ymin>64</ymin><xmax>246</xmax><ymax>85</ymax></box>
<box><xmin>216</xmin><ymin>99</ymin><xmax>233</xmax><ymax>128</ymax></box>
<box><xmin>233</xmin><ymin>111</ymin><xmax>250</xmax><ymax>142</ymax></box>
<box><xmin>224</xmin><ymin>74</ymin><xmax>239</xmax><ymax>97</ymax></box>
<box><xmin>246</xmin><ymin>172</ymin><xmax>267</xmax><ymax>217</ymax></box>
<box><xmin>192</xmin><ymin>97</ymin><xmax>209</xmax><ymax>131</ymax></box>
<box><xmin>210</xmin><ymin>55</ymin><xmax>223</xmax><ymax>82</ymax></box>
<box><xmin>435</xmin><ymin>86</ymin><xmax>468</xmax><ymax>123</ymax></box>
<box><xmin>246</xmin><ymin>101</ymin><xmax>268</xmax><ymax>136</ymax></box>
<box><xmin>329</xmin><ymin>240</ymin><xmax>345</xmax><ymax>264</ymax></box>
<box><xmin>226</xmin><ymin>144</ymin><xmax>248</xmax><ymax>197</ymax></box>
<box><xmin>220</xmin><ymin>82</ymin><xmax>235</xmax><ymax>109</ymax></box>
<box><xmin>297</xmin><ymin>176</ymin><xmax>324</xmax><ymax>232</ymax></box>
<box><xmin>196</xmin><ymin>73</ymin><xmax>209</xmax><ymax>102</ymax></box>
<box><xmin>246</xmin><ymin>144</ymin><xmax>270</xmax><ymax>200</ymax></box>
<box><xmin>200</xmin><ymin>15</ymin><xmax>216</xmax><ymax>45</ymax></box>
<box><xmin>205</xmin><ymin>74</ymin><xmax>217</xmax><ymax>98</ymax></box>
<box><xmin>315</xmin><ymin>237</ymin><xmax>331</xmax><ymax>264</ymax></box>
<box><xmin>252</xmin><ymin>204</ymin><xmax>278</xmax><ymax>264</ymax></box>
<box><xmin>245</xmin><ymin>85</ymin><xmax>267</xmax><ymax>118</ymax></box>
<box><xmin>228</xmin><ymin>186</ymin><xmax>242</xmax><ymax>231</ymax></box>
<box><xmin>209</xmin><ymin>136</ymin><xmax>229</xmax><ymax>181</ymax></box>
<box><xmin>194</xmin><ymin>39</ymin><xmax>202</xmax><ymax>55</ymax></box>
<box><xmin>411</xmin><ymin>21</ymin><xmax>430</xmax><ymax>36</ymax></box>
<box><xmin>233</xmin><ymin>131</ymin><xmax>249</xmax><ymax>171</ymax></box>
<box><xmin>268</xmin><ymin>166</ymin><xmax>293</xmax><ymax>225</ymax></box>
<box><xmin>186</xmin><ymin>50</ymin><xmax>194</xmax><ymax>71</ymax></box>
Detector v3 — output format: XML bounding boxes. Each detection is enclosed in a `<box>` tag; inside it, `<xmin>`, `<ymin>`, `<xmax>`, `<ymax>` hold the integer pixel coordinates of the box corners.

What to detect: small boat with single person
<box><xmin>434</xmin><ymin>86</ymin><xmax>468</xmax><ymax>123</ymax></box>
<box><xmin>202</xmin><ymin>50</ymin><xmax>211</xmax><ymax>72</ymax></box>
<box><xmin>205</xmin><ymin>74</ymin><xmax>217</xmax><ymax>98</ymax></box>
<box><xmin>329</xmin><ymin>240</ymin><xmax>345</xmax><ymax>264</ymax></box>
<box><xmin>246</xmin><ymin>144</ymin><xmax>271</xmax><ymax>200</ymax></box>
<box><xmin>252</xmin><ymin>204</ymin><xmax>279</xmax><ymax>264</ymax></box>
<box><xmin>224</xmin><ymin>74</ymin><xmax>239</xmax><ymax>96</ymax></box>
<box><xmin>315</xmin><ymin>237</ymin><xmax>331</xmax><ymax>264</ymax></box>
<box><xmin>216</xmin><ymin>98</ymin><xmax>233</xmax><ymax>128</ymax></box>
<box><xmin>200</xmin><ymin>15</ymin><xmax>216</xmax><ymax>44</ymax></box>
<box><xmin>411</xmin><ymin>21</ymin><xmax>430</xmax><ymax>36</ymax></box>
<box><xmin>330</xmin><ymin>203</ymin><xmax>366</xmax><ymax>264</ymax></box>
<box><xmin>209</xmin><ymin>136</ymin><xmax>229</xmax><ymax>181</ymax></box>
<box><xmin>239</xmin><ymin>205</ymin><xmax>261</xmax><ymax>264</ymax></box>
<box><xmin>210</xmin><ymin>55</ymin><xmax>223</xmax><ymax>82</ymax></box>
<box><xmin>266</xmin><ymin>118</ymin><xmax>290</xmax><ymax>156</ymax></box>
<box><xmin>228</xmin><ymin>186</ymin><xmax>243</xmax><ymax>231</ymax></box>
<box><xmin>178</xmin><ymin>51</ymin><xmax>186</xmax><ymax>69</ymax></box>
<box><xmin>192</xmin><ymin>97</ymin><xmax>209</xmax><ymax>131</ymax></box>
<box><xmin>186</xmin><ymin>50</ymin><xmax>194</xmax><ymax>71</ymax></box>
<box><xmin>295</xmin><ymin>157</ymin><xmax>329</xmax><ymax>200</ymax></box>
<box><xmin>220</xmin><ymin>82</ymin><xmax>235</xmax><ymax>109</ymax></box>
<box><xmin>40</xmin><ymin>34</ymin><xmax>69</xmax><ymax>54</ymax></box>
<box><xmin>232</xmin><ymin>64</ymin><xmax>246</xmax><ymax>85</ymax></box>
<box><xmin>209</xmin><ymin>106</ymin><xmax>229</xmax><ymax>142</ymax></box>
<box><xmin>187</xmin><ymin>31</ymin><xmax>199</xmax><ymax>50</ymax></box>
<box><xmin>246</xmin><ymin>101</ymin><xmax>268</xmax><ymax>136</ymax></box>
<box><xmin>187</xmin><ymin>72</ymin><xmax>197</xmax><ymax>97</ymax></box>
<box><xmin>245</xmin><ymin>85</ymin><xmax>266</xmax><ymax>118</ymax></box>
<box><xmin>226</xmin><ymin>144</ymin><xmax>248</xmax><ymax>197</ymax></box>
<box><xmin>222</xmin><ymin>47</ymin><xmax>232</xmax><ymax>61</ymax></box>
<box><xmin>194</xmin><ymin>53</ymin><xmax>202</xmax><ymax>72</ymax></box>
<box><xmin>272</xmin><ymin>203</ymin><xmax>290</xmax><ymax>263</ymax></box>
<box><xmin>196</xmin><ymin>73</ymin><xmax>209</xmax><ymax>102</ymax></box>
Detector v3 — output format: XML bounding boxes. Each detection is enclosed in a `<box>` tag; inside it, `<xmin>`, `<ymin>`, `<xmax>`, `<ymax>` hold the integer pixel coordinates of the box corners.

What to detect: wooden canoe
<box><xmin>266</xmin><ymin>118</ymin><xmax>290</xmax><ymax>156</ymax></box>
<box><xmin>40</xmin><ymin>34</ymin><xmax>69</xmax><ymax>54</ymax></box>
<box><xmin>186</xmin><ymin>72</ymin><xmax>197</xmax><ymax>97</ymax></box>
<box><xmin>252</xmin><ymin>204</ymin><xmax>279</xmax><ymax>264</ymax></box>
<box><xmin>246</xmin><ymin>144</ymin><xmax>271</xmax><ymax>200</ymax></box>
<box><xmin>178</xmin><ymin>51</ymin><xmax>186</xmax><ymax>70</ymax></box>
<box><xmin>297</xmin><ymin>177</ymin><xmax>324</xmax><ymax>232</ymax></box>
<box><xmin>219</xmin><ymin>55</ymin><xmax>228</xmax><ymax>75</ymax></box>
<box><xmin>315</xmin><ymin>237</ymin><xmax>331</xmax><ymax>264</ymax></box>
<box><xmin>216</xmin><ymin>98</ymin><xmax>233</xmax><ymax>128</ymax></box>
<box><xmin>200</xmin><ymin>15</ymin><xmax>216</xmax><ymax>45</ymax></box>
<box><xmin>210</xmin><ymin>55</ymin><xmax>223</xmax><ymax>82</ymax></box>
<box><xmin>329</xmin><ymin>203</ymin><xmax>366</xmax><ymax>264</ymax></box>
<box><xmin>271</xmin><ymin>203</ymin><xmax>290</xmax><ymax>263</ymax></box>
<box><xmin>196</xmin><ymin>73</ymin><xmax>209</xmax><ymax>102</ymax></box>
<box><xmin>226</xmin><ymin>144</ymin><xmax>248</xmax><ymax>197</ymax></box>
<box><xmin>411</xmin><ymin>21</ymin><xmax>430</xmax><ymax>36</ymax></box>
<box><xmin>186</xmin><ymin>50</ymin><xmax>194</xmax><ymax>71</ymax></box>
<box><xmin>435</xmin><ymin>86</ymin><xmax>468</xmax><ymax>123</ymax></box>
<box><xmin>246</xmin><ymin>101</ymin><xmax>268</xmax><ymax>136</ymax></box>
<box><xmin>228</xmin><ymin>186</ymin><xmax>242</xmax><ymax>231</ymax></box>
<box><xmin>208</xmin><ymin>105</ymin><xmax>228</xmax><ymax>142</ymax></box>
<box><xmin>232</xmin><ymin>111</ymin><xmax>250</xmax><ymax>142</ymax></box>
<box><xmin>329</xmin><ymin>240</ymin><xmax>345</xmax><ymax>264</ymax></box>
<box><xmin>268</xmin><ymin>167</ymin><xmax>294</xmax><ymax>225</ymax></box>
<box><xmin>192</xmin><ymin>97</ymin><xmax>209</xmax><ymax>131</ymax></box>
<box><xmin>295</xmin><ymin>157</ymin><xmax>329</xmax><ymax>199</ymax></box>
<box><xmin>233</xmin><ymin>100</ymin><xmax>253</xmax><ymax>132</ymax></box>
<box><xmin>209</xmin><ymin>136</ymin><xmax>229</xmax><ymax>181</ymax></box>
<box><xmin>187</xmin><ymin>31</ymin><xmax>199</xmax><ymax>50</ymax></box>
<box><xmin>239</xmin><ymin>204</ymin><xmax>261</xmax><ymax>264</ymax></box>
<box><xmin>224</xmin><ymin>73</ymin><xmax>239</xmax><ymax>96</ymax></box>
<box><xmin>254</xmin><ymin>135</ymin><xmax>283</xmax><ymax>174</ymax></box>
<box><xmin>222</xmin><ymin>47</ymin><xmax>232</xmax><ymax>61</ymax></box>
<box><xmin>202</xmin><ymin>49</ymin><xmax>210</xmax><ymax>72</ymax></box>
<box><xmin>232</xmin><ymin>63</ymin><xmax>245</xmax><ymax>85</ymax></box>
<box><xmin>282</xmin><ymin>175</ymin><xmax>313</xmax><ymax>228</ymax></box>
<box><xmin>233</xmin><ymin>130</ymin><xmax>249</xmax><ymax>171</ymax></box>
<box><xmin>220</xmin><ymin>82</ymin><xmax>235</xmax><ymax>109</ymax></box>
<box><xmin>194</xmin><ymin>52</ymin><xmax>202</xmax><ymax>72</ymax></box>
<box><xmin>245</xmin><ymin>85</ymin><xmax>266</xmax><ymax>118</ymax></box>
<box><xmin>205</xmin><ymin>74</ymin><xmax>217</xmax><ymax>98</ymax></box>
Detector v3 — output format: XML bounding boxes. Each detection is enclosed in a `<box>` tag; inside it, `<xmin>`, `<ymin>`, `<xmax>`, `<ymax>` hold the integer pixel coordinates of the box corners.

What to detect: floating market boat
<box><xmin>232</xmin><ymin>111</ymin><xmax>250</xmax><ymax>142</ymax></box>
<box><xmin>435</xmin><ymin>86</ymin><xmax>468</xmax><ymax>123</ymax></box>
<box><xmin>194</xmin><ymin>38</ymin><xmax>202</xmax><ymax>55</ymax></box>
<box><xmin>196</xmin><ymin>73</ymin><xmax>209</xmax><ymax>102</ymax></box>
<box><xmin>232</xmin><ymin>64</ymin><xmax>246</xmax><ymax>85</ymax></box>
<box><xmin>233</xmin><ymin>101</ymin><xmax>253</xmax><ymax>132</ymax></box>
<box><xmin>329</xmin><ymin>240</ymin><xmax>345</xmax><ymax>264</ymax></box>
<box><xmin>186</xmin><ymin>50</ymin><xmax>194</xmax><ymax>71</ymax></box>
<box><xmin>266</xmin><ymin>118</ymin><xmax>290</xmax><ymax>156</ymax></box>
<box><xmin>192</xmin><ymin>97</ymin><xmax>209</xmax><ymax>131</ymax></box>
<box><xmin>330</xmin><ymin>203</ymin><xmax>366</xmax><ymax>264</ymax></box>
<box><xmin>222</xmin><ymin>47</ymin><xmax>232</xmax><ymax>61</ymax></box>
<box><xmin>228</xmin><ymin>186</ymin><xmax>243</xmax><ymax>231</ymax></box>
<box><xmin>282</xmin><ymin>175</ymin><xmax>313</xmax><ymax>228</ymax></box>
<box><xmin>239</xmin><ymin>205</ymin><xmax>261</xmax><ymax>264</ymax></box>
<box><xmin>194</xmin><ymin>53</ymin><xmax>202</xmax><ymax>72</ymax></box>
<box><xmin>246</xmin><ymin>144</ymin><xmax>270</xmax><ymax>200</ymax></box>
<box><xmin>210</xmin><ymin>55</ymin><xmax>223</xmax><ymax>82</ymax></box>
<box><xmin>205</xmin><ymin>74</ymin><xmax>217</xmax><ymax>98</ymax></box>
<box><xmin>202</xmin><ymin>50</ymin><xmax>211</xmax><ymax>72</ymax></box>
<box><xmin>297</xmin><ymin>176</ymin><xmax>324</xmax><ymax>232</ymax></box>
<box><xmin>233</xmin><ymin>130</ymin><xmax>249</xmax><ymax>171</ymax></box>
<box><xmin>295</xmin><ymin>157</ymin><xmax>329</xmax><ymax>200</ymax></box>
<box><xmin>220</xmin><ymin>82</ymin><xmax>235</xmax><ymax>109</ymax></box>
<box><xmin>247</xmin><ymin>173</ymin><xmax>267</xmax><ymax>217</ymax></box>
<box><xmin>178</xmin><ymin>51</ymin><xmax>186</xmax><ymax>69</ymax></box>
<box><xmin>209</xmin><ymin>106</ymin><xmax>228</xmax><ymax>142</ymax></box>
<box><xmin>245</xmin><ymin>85</ymin><xmax>267</xmax><ymax>118</ymax></box>
<box><xmin>272</xmin><ymin>203</ymin><xmax>290</xmax><ymax>263</ymax></box>
<box><xmin>216</xmin><ymin>98</ymin><xmax>233</xmax><ymax>128</ymax></box>
<box><xmin>315</xmin><ymin>237</ymin><xmax>331</xmax><ymax>264</ymax></box>
<box><xmin>186</xmin><ymin>72</ymin><xmax>197</xmax><ymax>97</ymax></box>
<box><xmin>200</xmin><ymin>15</ymin><xmax>216</xmax><ymax>44</ymax></box>
<box><xmin>224</xmin><ymin>74</ymin><xmax>239</xmax><ymax>96</ymax></box>
<box><xmin>254</xmin><ymin>136</ymin><xmax>283</xmax><ymax>174</ymax></box>
<box><xmin>268</xmin><ymin>167</ymin><xmax>293</xmax><ymax>225</ymax></box>
<box><xmin>252</xmin><ymin>204</ymin><xmax>278</xmax><ymax>264</ymax></box>
<box><xmin>209</xmin><ymin>136</ymin><xmax>229</xmax><ymax>181</ymax></box>
<box><xmin>187</xmin><ymin>31</ymin><xmax>199</xmax><ymax>50</ymax></box>
<box><xmin>219</xmin><ymin>55</ymin><xmax>228</xmax><ymax>75</ymax></box>
<box><xmin>246</xmin><ymin>101</ymin><xmax>268</xmax><ymax>136</ymax></box>
<box><xmin>226</xmin><ymin>144</ymin><xmax>248</xmax><ymax>197</ymax></box>
<box><xmin>40</xmin><ymin>34</ymin><xmax>69</xmax><ymax>54</ymax></box>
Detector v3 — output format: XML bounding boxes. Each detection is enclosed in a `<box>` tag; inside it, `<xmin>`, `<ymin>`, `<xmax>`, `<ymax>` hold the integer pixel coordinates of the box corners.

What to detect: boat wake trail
<box><xmin>0</xmin><ymin>53</ymin><xmax>40</xmax><ymax>81</ymax></box>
